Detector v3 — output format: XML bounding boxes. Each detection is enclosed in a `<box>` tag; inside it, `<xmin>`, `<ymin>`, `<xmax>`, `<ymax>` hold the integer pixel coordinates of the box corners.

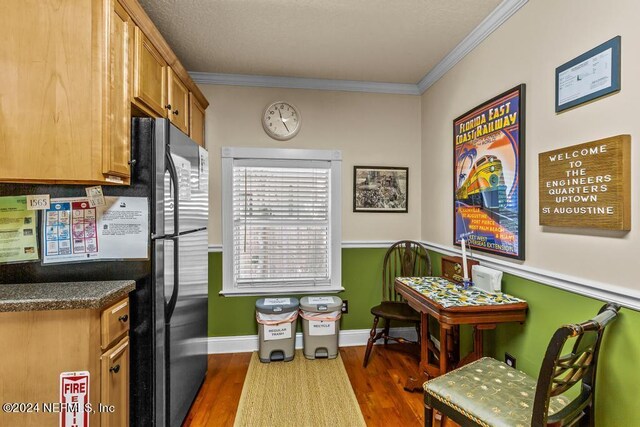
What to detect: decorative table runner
<box><xmin>396</xmin><ymin>277</ymin><xmax>525</xmax><ymax>308</ymax></box>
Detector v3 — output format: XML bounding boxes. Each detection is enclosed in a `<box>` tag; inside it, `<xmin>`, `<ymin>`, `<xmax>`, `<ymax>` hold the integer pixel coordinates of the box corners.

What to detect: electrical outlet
<box><xmin>505</xmin><ymin>352</ymin><xmax>516</xmax><ymax>368</ymax></box>
<box><xmin>341</xmin><ymin>300</ymin><xmax>349</xmax><ymax>314</ymax></box>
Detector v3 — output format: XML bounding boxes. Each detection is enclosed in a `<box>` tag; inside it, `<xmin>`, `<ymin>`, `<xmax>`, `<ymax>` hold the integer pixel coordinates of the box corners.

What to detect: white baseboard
<box><xmin>207</xmin><ymin>327</ymin><xmax>418</xmax><ymax>354</ymax></box>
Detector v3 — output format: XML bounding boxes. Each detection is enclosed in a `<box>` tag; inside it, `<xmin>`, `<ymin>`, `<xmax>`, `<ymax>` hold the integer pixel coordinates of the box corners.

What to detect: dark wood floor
<box><xmin>182</xmin><ymin>345</ymin><xmax>426</xmax><ymax>427</ymax></box>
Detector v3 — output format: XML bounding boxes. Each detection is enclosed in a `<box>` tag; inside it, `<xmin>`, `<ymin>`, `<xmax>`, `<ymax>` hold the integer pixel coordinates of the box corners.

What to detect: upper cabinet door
<box><xmin>167</xmin><ymin>68</ymin><xmax>190</xmax><ymax>135</ymax></box>
<box><xmin>103</xmin><ymin>0</ymin><xmax>133</xmax><ymax>179</ymax></box>
<box><xmin>0</xmin><ymin>1</ymin><xmax>102</xmax><ymax>183</ymax></box>
<box><xmin>133</xmin><ymin>26</ymin><xmax>167</xmax><ymax>117</ymax></box>
<box><xmin>189</xmin><ymin>93</ymin><xmax>206</xmax><ymax>146</ymax></box>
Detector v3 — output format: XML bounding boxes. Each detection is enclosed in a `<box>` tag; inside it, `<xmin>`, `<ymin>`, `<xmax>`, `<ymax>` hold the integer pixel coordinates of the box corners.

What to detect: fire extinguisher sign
<box><xmin>60</xmin><ymin>371</ymin><xmax>90</xmax><ymax>427</ymax></box>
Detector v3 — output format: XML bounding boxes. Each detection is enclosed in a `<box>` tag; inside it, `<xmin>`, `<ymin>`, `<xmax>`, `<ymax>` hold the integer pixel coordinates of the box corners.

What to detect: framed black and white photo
<box><xmin>555</xmin><ymin>36</ymin><xmax>621</xmax><ymax>113</ymax></box>
<box><xmin>353</xmin><ymin>166</ymin><xmax>408</xmax><ymax>213</ymax></box>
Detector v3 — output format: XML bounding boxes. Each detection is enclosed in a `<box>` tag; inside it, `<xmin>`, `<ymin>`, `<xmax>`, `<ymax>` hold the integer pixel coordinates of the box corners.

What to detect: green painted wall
<box><xmin>490</xmin><ymin>275</ymin><xmax>640</xmax><ymax>426</ymax></box>
<box><xmin>208</xmin><ymin>248</ymin><xmax>389</xmax><ymax>337</ymax></box>
<box><xmin>426</xmin><ymin>250</ymin><xmax>639</xmax><ymax>426</ymax></box>
<box><xmin>208</xmin><ymin>248</ymin><xmax>639</xmax><ymax>424</ymax></box>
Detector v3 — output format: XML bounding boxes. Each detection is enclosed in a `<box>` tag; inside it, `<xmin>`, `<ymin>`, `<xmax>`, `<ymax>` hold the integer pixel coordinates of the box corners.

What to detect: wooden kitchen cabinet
<box><xmin>0</xmin><ymin>297</ymin><xmax>131</xmax><ymax>427</ymax></box>
<box><xmin>101</xmin><ymin>336</ymin><xmax>130</xmax><ymax>427</ymax></box>
<box><xmin>0</xmin><ymin>0</ymin><xmax>208</xmax><ymax>185</ymax></box>
<box><xmin>104</xmin><ymin>0</ymin><xmax>134</xmax><ymax>179</ymax></box>
<box><xmin>133</xmin><ymin>26</ymin><xmax>168</xmax><ymax>117</ymax></box>
<box><xmin>133</xmin><ymin>33</ymin><xmax>209</xmax><ymax>146</ymax></box>
<box><xmin>189</xmin><ymin>93</ymin><xmax>206</xmax><ymax>146</ymax></box>
<box><xmin>0</xmin><ymin>0</ymin><xmax>131</xmax><ymax>184</ymax></box>
<box><xmin>168</xmin><ymin>68</ymin><xmax>191</xmax><ymax>134</ymax></box>
<box><xmin>101</xmin><ymin>297</ymin><xmax>130</xmax><ymax>350</ymax></box>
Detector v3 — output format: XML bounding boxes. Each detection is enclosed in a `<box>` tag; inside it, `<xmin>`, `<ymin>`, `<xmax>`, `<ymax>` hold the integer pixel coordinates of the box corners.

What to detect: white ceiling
<box><xmin>139</xmin><ymin>0</ymin><xmax>502</xmax><ymax>84</ymax></box>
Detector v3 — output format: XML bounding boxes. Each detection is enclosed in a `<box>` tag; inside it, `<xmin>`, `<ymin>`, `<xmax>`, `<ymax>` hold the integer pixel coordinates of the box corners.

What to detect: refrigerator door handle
<box><xmin>165</xmin><ymin>235</ymin><xmax>179</xmax><ymax>324</ymax></box>
<box><xmin>166</xmin><ymin>151</ymin><xmax>181</xmax><ymax>237</ymax></box>
<box><xmin>165</xmin><ymin>153</ymin><xmax>180</xmax><ymax>323</ymax></box>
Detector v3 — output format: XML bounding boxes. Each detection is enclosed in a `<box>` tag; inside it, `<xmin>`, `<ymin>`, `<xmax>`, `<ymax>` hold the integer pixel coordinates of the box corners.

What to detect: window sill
<box><xmin>219</xmin><ymin>287</ymin><xmax>345</xmax><ymax>297</ymax></box>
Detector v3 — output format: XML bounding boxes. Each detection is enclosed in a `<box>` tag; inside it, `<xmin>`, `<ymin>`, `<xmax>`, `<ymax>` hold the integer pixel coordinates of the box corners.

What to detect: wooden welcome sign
<box><xmin>538</xmin><ymin>135</ymin><xmax>631</xmax><ymax>230</ymax></box>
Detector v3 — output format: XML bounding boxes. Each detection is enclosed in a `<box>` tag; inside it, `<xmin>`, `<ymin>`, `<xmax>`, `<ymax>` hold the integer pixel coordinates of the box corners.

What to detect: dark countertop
<box><xmin>0</xmin><ymin>280</ymin><xmax>136</xmax><ymax>312</ymax></box>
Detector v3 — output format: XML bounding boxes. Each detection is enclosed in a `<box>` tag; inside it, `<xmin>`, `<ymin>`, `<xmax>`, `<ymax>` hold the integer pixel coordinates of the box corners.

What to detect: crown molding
<box><xmin>417</xmin><ymin>0</ymin><xmax>528</xmax><ymax>93</ymax></box>
<box><xmin>421</xmin><ymin>240</ymin><xmax>640</xmax><ymax>312</ymax></box>
<box><xmin>190</xmin><ymin>0</ymin><xmax>527</xmax><ymax>97</ymax></box>
<box><xmin>190</xmin><ymin>72</ymin><xmax>420</xmax><ymax>96</ymax></box>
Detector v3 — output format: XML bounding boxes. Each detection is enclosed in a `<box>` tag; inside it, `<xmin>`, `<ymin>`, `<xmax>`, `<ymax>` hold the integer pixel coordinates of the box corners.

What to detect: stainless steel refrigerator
<box><xmin>0</xmin><ymin>118</ymin><xmax>209</xmax><ymax>427</ymax></box>
<box><xmin>151</xmin><ymin>118</ymin><xmax>208</xmax><ymax>427</ymax></box>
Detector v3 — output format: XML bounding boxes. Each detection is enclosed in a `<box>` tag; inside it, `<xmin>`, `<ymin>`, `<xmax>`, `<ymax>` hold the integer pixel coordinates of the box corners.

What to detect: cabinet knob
<box><xmin>128</xmin><ymin>159</ymin><xmax>136</xmax><ymax>166</ymax></box>
<box><xmin>110</xmin><ymin>364</ymin><xmax>121</xmax><ymax>374</ymax></box>
<box><xmin>118</xmin><ymin>314</ymin><xmax>129</xmax><ymax>323</ymax></box>
<box><xmin>165</xmin><ymin>104</ymin><xmax>172</xmax><ymax>110</ymax></box>
<box><xmin>173</xmin><ymin>110</ymin><xmax>179</xmax><ymax>116</ymax></box>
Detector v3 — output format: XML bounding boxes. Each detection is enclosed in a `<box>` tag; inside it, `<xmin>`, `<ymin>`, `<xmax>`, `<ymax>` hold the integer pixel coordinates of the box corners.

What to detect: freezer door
<box><xmin>164</xmin><ymin>122</ymin><xmax>208</xmax><ymax>236</ymax></box>
<box><xmin>166</xmin><ymin>230</ymin><xmax>208</xmax><ymax>427</ymax></box>
<box><xmin>153</xmin><ymin>119</ymin><xmax>168</xmax><ymax>238</ymax></box>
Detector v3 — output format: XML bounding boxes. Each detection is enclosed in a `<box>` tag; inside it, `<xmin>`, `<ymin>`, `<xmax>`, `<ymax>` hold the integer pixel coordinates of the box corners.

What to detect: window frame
<box><xmin>221</xmin><ymin>147</ymin><xmax>342</xmax><ymax>296</ymax></box>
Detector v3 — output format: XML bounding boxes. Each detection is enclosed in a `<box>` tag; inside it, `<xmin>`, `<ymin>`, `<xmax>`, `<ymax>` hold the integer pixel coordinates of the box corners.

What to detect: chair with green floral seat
<box><xmin>423</xmin><ymin>303</ymin><xmax>620</xmax><ymax>427</ymax></box>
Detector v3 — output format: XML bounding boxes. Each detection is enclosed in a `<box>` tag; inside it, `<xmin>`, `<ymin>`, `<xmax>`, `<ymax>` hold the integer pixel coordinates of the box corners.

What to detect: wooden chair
<box><xmin>423</xmin><ymin>303</ymin><xmax>620</xmax><ymax>427</ymax></box>
<box><xmin>363</xmin><ymin>240</ymin><xmax>432</xmax><ymax>367</ymax></box>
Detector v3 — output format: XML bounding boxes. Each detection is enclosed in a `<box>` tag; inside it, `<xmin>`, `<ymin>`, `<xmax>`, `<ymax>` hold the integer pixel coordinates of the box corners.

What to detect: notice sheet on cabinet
<box><xmin>42</xmin><ymin>196</ymin><xmax>148</xmax><ymax>264</ymax></box>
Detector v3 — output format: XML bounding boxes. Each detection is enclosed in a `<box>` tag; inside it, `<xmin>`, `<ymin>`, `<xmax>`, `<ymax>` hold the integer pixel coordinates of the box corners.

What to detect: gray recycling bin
<box><xmin>256</xmin><ymin>297</ymin><xmax>299</xmax><ymax>363</ymax></box>
<box><xmin>299</xmin><ymin>296</ymin><xmax>343</xmax><ymax>359</ymax></box>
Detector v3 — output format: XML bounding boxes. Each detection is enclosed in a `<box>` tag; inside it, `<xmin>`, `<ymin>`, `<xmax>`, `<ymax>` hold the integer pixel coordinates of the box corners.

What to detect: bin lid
<box><xmin>255</xmin><ymin>297</ymin><xmax>299</xmax><ymax>314</ymax></box>
<box><xmin>299</xmin><ymin>296</ymin><xmax>342</xmax><ymax>312</ymax></box>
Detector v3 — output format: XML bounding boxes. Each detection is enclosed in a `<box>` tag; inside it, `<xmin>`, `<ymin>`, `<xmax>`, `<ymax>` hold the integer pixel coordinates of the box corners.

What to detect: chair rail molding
<box><xmin>341</xmin><ymin>240</ymin><xmax>398</xmax><ymax>249</ymax></box>
<box><xmin>209</xmin><ymin>240</ymin><xmax>399</xmax><ymax>252</ymax></box>
<box><xmin>421</xmin><ymin>240</ymin><xmax>640</xmax><ymax>312</ymax></box>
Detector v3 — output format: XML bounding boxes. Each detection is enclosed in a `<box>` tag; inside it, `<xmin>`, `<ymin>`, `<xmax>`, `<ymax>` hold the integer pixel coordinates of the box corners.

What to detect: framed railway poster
<box><xmin>453</xmin><ymin>84</ymin><xmax>525</xmax><ymax>260</ymax></box>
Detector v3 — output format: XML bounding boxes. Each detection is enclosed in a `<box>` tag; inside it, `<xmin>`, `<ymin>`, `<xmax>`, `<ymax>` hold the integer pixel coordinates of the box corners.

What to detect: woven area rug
<box><xmin>234</xmin><ymin>350</ymin><xmax>366</xmax><ymax>427</ymax></box>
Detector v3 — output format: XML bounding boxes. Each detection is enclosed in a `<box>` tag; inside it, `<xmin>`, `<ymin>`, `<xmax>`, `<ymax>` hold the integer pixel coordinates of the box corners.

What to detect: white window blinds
<box><xmin>232</xmin><ymin>160</ymin><xmax>332</xmax><ymax>288</ymax></box>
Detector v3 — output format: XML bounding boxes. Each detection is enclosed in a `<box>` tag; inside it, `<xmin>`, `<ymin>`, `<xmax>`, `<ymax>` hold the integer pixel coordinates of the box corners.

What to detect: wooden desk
<box><xmin>395</xmin><ymin>277</ymin><xmax>527</xmax><ymax>391</ymax></box>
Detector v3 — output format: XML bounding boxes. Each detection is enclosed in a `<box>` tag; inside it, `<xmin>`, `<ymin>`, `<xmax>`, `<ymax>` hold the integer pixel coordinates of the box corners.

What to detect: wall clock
<box><xmin>262</xmin><ymin>101</ymin><xmax>301</xmax><ymax>141</ymax></box>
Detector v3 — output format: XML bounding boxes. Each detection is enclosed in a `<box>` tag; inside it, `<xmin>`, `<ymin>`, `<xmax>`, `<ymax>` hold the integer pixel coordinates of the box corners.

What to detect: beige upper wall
<box><xmin>201</xmin><ymin>85</ymin><xmax>422</xmax><ymax>244</ymax></box>
<box><xmin>421</xmin><ymin>0</ymin><xmax>639</xmax><ymax>290</ymax></box>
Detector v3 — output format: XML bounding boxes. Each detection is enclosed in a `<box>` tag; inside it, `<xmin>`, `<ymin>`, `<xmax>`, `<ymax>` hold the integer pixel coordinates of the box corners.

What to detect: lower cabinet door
<box><xmin>101</xmin><ymin>335</ymin><xmax>130</xmax><ymax>427</ymax></box>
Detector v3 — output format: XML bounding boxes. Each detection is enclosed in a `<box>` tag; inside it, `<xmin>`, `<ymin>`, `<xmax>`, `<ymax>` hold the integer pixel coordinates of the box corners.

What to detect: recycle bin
<box><xmin>299</xmin><ymin>296</ymin><xmax>343</xmax><ymax>359</ymax></box>
<box><xmin>256</xmin><ymin>297</ymin><xmax>299</xmax><ymax>363</ymax></box>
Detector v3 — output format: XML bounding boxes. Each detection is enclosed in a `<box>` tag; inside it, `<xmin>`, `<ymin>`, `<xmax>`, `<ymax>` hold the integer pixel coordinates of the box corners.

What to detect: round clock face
<box><xmin>262</xmin><ymin>101</ymin><xmax>301</xmax><ymax>141</ymax></box>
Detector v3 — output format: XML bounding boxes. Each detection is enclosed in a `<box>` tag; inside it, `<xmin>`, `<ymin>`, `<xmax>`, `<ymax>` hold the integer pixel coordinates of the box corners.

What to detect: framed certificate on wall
<box><xmin>555</xmin><ymin>36</ymin><xmax>621</xmax><ymax>113</ymax></box>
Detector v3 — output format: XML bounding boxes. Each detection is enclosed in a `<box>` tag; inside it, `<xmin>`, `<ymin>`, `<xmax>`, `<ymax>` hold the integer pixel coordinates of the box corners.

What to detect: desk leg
<box><xmin>404</xmin><ymin>312</ymin><xmax>430</xmax><ymax>392</ymax></box>
<box><xmin>446</xmin><ymin>327</ymin><xmax>459</xmax><ymax>369</ymax></box>
<box><xmin>458</xmin><ymin>324</ymin><xmax>495</xmax><ymax>368</ymax></box>
<box><xmin>473</xmin><ymin>326</ymin><xmax>483</xmax><ymax>360</ymax></box>
<box><xmin>439</xmin><ymin>324</ymin><xmax>448</xmax><ymax>375</ymax></box>
<box><xmin>452</xmin><ymin>326</ymin><xmax>460</xmax><ymax>364</ymax></box>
